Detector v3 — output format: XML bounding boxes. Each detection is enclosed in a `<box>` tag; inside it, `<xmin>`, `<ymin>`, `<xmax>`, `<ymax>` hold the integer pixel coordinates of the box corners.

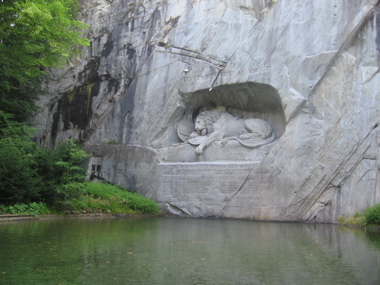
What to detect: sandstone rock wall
<box><xmin>34</xmin><ymin>0</ymin><xmax>380</xmax><ymax>222</ymax></box>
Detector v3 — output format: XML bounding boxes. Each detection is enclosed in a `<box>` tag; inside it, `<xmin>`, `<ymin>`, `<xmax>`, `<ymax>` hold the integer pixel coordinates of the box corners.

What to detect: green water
<box><xmin>0</xmin><ymin>217</ymin><xmax>379</xmax><ymax>285</ymax></box>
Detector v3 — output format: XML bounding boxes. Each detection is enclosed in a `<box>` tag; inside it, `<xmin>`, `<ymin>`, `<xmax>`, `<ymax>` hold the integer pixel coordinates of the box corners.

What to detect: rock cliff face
<box><xmin>33</xmin><ymin>0</ymin><xmax>380</xmax><ymax>222</ymax></box>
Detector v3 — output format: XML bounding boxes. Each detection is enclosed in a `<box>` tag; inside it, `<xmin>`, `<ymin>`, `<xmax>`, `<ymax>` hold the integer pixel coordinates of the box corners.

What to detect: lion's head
<box><xmin>194</xmin><ymin>117</ymin><xmax>207</xmax><ymax>135</ymax></box>
<box><xmin>194</xmin><ymin>110</ymin><xmax>223</xmax><ymax>135</ymax></box>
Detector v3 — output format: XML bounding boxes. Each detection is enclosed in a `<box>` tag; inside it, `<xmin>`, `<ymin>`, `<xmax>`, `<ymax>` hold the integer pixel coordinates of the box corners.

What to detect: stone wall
<box><xmin>34</xmin><ymin>0</ymin><xmax>380</xmax><ymax>222</ymax></box>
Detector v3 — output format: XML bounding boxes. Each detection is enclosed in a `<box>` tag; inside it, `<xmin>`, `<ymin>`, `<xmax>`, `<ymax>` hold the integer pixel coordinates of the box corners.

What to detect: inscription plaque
<box><xmin>156</xmin><ymin>162</ymin><xmax>269</xmax><ymax>216</ymax></box>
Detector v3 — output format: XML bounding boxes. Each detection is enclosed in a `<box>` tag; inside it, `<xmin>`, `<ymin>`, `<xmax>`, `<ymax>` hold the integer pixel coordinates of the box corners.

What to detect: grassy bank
<box><xmin>0</xmin><ymin>182</ymin><xmax>159</xmax><ymax>216</ymax></box>
<box><xmin>338</xmin><ymin>204</ymin><xmax>380</xmax><ymax>229</ymax></box>
<box><xmin>338</xmin><ymin>212</ymin><xmax>366</xmax><ymax>227</ymax></box>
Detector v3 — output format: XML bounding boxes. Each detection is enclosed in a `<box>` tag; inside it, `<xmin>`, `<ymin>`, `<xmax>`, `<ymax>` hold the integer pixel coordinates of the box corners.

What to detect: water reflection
<box><xmin>0</xmin><ymin>217</ymin><xmax>379</xmax><ymax>284</ymax></box>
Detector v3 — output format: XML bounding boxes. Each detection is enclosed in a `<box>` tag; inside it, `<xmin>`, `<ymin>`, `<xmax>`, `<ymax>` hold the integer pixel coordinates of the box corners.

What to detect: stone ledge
<box><xmin>0</xmin><ymin>214</ymin><xmax>36</xmax><ymax>221</ymax></box>
<box><xmin>0</xmin><ymin>213</ymin><xmax>158</xmax><ymax>222</ymax></box>
<box><xmin>159</xmin><ymin>161</ymin><xmax>260</xmax><ymax>165</ymax></box>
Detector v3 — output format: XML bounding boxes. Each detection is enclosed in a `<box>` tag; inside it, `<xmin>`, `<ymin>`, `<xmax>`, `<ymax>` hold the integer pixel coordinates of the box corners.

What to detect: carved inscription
<box><xmin>157</xmin><ymin>163</ymin><xmax>267</xmax><ymax>205</ymax></box>
<box><xmin>247</xmin><ymin>65</ymin><xmax>271</xmax><ymax>74</ymax></box>
<box><xmin>179</xmin><ymin>66</ymin><xmax>271</xmax><ymax>83</ymax></box>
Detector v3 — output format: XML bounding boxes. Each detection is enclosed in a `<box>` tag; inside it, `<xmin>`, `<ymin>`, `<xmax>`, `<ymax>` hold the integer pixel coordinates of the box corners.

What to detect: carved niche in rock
<box><xmin>178</xmin><ymin>108</ymin><xmax>276</xmax><ymax>156</ymax></box>
<box><xmin>164</xmin><ymin>82</ymin><xmax>285</xmax><ymax>162</ymax></box>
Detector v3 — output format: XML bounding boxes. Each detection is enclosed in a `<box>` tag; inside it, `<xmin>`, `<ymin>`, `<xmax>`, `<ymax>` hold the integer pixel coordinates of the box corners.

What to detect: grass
<box><xmin>0</xmin><ymin>182</ymin><xmax>159</xmax><ymax>216</ymax></box>
<box><xmin>338</xmin><ymin>205</ymin><xmax>380</xmax><ymax>228</ymax></box>
<box><xmin>67</xmin><ymin>182</ymin><xmax>159</xmax><ymax>215</ymax></box>
<box><xmin>338</xmin><ymin>212</ymin><xmax>366</xmax><ymax>227</ymax></box>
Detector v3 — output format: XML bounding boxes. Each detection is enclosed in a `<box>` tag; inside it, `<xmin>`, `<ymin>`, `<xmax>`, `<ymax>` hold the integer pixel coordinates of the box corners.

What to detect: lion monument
<box><xmin>187</xmin><ymin>109</ymin><xmax>276</xmax><ymax>155</ymax></box>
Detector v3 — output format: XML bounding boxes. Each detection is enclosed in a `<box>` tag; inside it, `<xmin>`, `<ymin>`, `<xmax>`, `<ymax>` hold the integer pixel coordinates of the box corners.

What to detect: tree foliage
<box><xmin>38</xmin><ymin>138</ymin><xmax>89</xmax><ymax>204</ymax></box>
<box><xmin>365</xmin><ymin>204</ymin><xmax>380</xmax><ymax>226</ymax></box>
<box><xmin>0</xmin><ymin>0</ymin><xmax>90</xmax><ymax>206</ymax></box>
<box><xmin>0</xmin><ymin>128</ymin><xmax>40</xmax><ymax>204</ymax></box>
<box><xmin>0</xmin><ymin>119</ymin><xmax>89</xmax><ymax>205</ymax></box>
<box><xmin>0</xmin><ymin>0</ymin><xmax>89</xmax><ymax>120</ymax></box>
<box><xmin>0</xmin><ymin>0</ymin><xmax>89</xmax><ymax>205</ymax></box>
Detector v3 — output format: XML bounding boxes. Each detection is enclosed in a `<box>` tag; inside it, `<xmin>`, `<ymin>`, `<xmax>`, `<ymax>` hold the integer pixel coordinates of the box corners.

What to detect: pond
<box><xmin>0</xmin><ymin>217</ymin><xmax>380</xmax><ymax>285</ymax></box>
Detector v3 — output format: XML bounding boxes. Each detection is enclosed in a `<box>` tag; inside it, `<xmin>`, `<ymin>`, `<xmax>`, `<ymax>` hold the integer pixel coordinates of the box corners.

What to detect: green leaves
<box><xmin>364</xmin><ymin>204</ymin><xmax>380</xmax><ymax>226</ymax></box>
<box><xmin>0</xmin><ymin>127</ymin><xmax>89</xmax><ymax>205</ymax></box>
<box><xmin>0</xmin><ymin>202</ymin><xmax>50</xmax><ymax>215</ymax></box>
<box><xmin>0</xmin><ymin>0</ymin><xmax>90</xmax><ymax>121</ymax></box>
<box><xmin>1</xmin><ymin>0</ymin><xmax>89</xmax><ymax>71</ymax></box>
<box><xmin>36</xmin><ymin>138</ymin><xmax>89</xmax><ymax>204</ymax></box>
<box><xmin>0</xmin><ymin>1</ymin><xmax>91</xmax><ymax>207</ymax></box>
<box><xmin>0</xmin><ymin>128</ymin><xmax>42</xmax><ymax>204</ymax></box>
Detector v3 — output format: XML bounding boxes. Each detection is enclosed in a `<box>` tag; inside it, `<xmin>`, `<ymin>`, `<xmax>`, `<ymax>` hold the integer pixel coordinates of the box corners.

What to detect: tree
<box><xmin>37</xmin><ymin>138</ymin><xmax>89</xmax><ymax>204</ymax></box>
<box><xmin>0</xmin><ymin>118</ymin><xmax>89</xmax><ymax>205</ymax></box>
<box><xmin>0</xmin><ymin>0</ymin><xmax>89</xmax><ymax>121</ymax></box>
<box><xmin>0</xmin><ymin>0</ymin><xmax>90</xmax><ymax>206</ymax></box>
<box><xmin>0</xmin><ymin>122</ymin><xmax>42</xmax><ymax>204</ymax></box>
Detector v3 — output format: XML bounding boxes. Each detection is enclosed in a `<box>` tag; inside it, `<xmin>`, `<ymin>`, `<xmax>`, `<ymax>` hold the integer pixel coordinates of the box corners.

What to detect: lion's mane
<box><xmin>196</xmin><ymin>109</ymin><xmax>223</xmax><ymax>134</ymax></box>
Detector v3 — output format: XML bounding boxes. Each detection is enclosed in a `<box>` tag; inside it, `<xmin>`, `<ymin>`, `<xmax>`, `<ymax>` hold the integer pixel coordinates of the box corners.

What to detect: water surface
<box><xmin>0</xmin><ymin>217</ymin><xmax>379</xmax><ymax>284</ymax></box>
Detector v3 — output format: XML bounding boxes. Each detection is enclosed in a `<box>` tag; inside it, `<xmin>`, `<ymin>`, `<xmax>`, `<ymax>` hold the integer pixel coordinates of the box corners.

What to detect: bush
<box><xmin>365</xmin><ymin>204</ymin><xmax>380</xmax><ymax>226</ymax></box>
<box><xmin>0</xmin><ymin>202</ymin><xmax>50</xmax><ymax>215</ymax></box>
<box><xmin>0</xmin><ymin>127</ymin><xmax>43</xmax><ymax>204</ymax></box>
<box><xmin>37</xmin><ymin>139</ymin><xmax>89</xmax><ymax>205</ymax></box>
<box><xmin>0</xmin><ymin>123</ymin><xmax>89</xmax><ymax>206</ymax></box>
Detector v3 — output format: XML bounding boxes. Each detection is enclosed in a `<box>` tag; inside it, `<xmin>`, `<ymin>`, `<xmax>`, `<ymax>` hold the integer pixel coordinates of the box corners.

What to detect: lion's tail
<box><xmin>223</xmin><ymin>132</ymin><xmax>276</xmax><ymax>148</ymax></box>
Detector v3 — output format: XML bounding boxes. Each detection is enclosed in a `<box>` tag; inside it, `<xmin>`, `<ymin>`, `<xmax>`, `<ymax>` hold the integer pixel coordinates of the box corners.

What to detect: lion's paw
<box><xmin>189</xmin><ymin>132</ymin><xmax>198</xmax><ymax>139</ymax></box>
<box><xmin>195</xmin><ymin>145</ymin><xmax>204</xmax><ymax>155</ymax></box>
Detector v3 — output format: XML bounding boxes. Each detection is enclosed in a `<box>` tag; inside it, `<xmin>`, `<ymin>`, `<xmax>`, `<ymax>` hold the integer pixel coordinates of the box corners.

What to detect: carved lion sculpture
<box><xmin>188</xmin><ymin>109</ymin><xmax>275</xmax><ymax>155</ymax></box>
